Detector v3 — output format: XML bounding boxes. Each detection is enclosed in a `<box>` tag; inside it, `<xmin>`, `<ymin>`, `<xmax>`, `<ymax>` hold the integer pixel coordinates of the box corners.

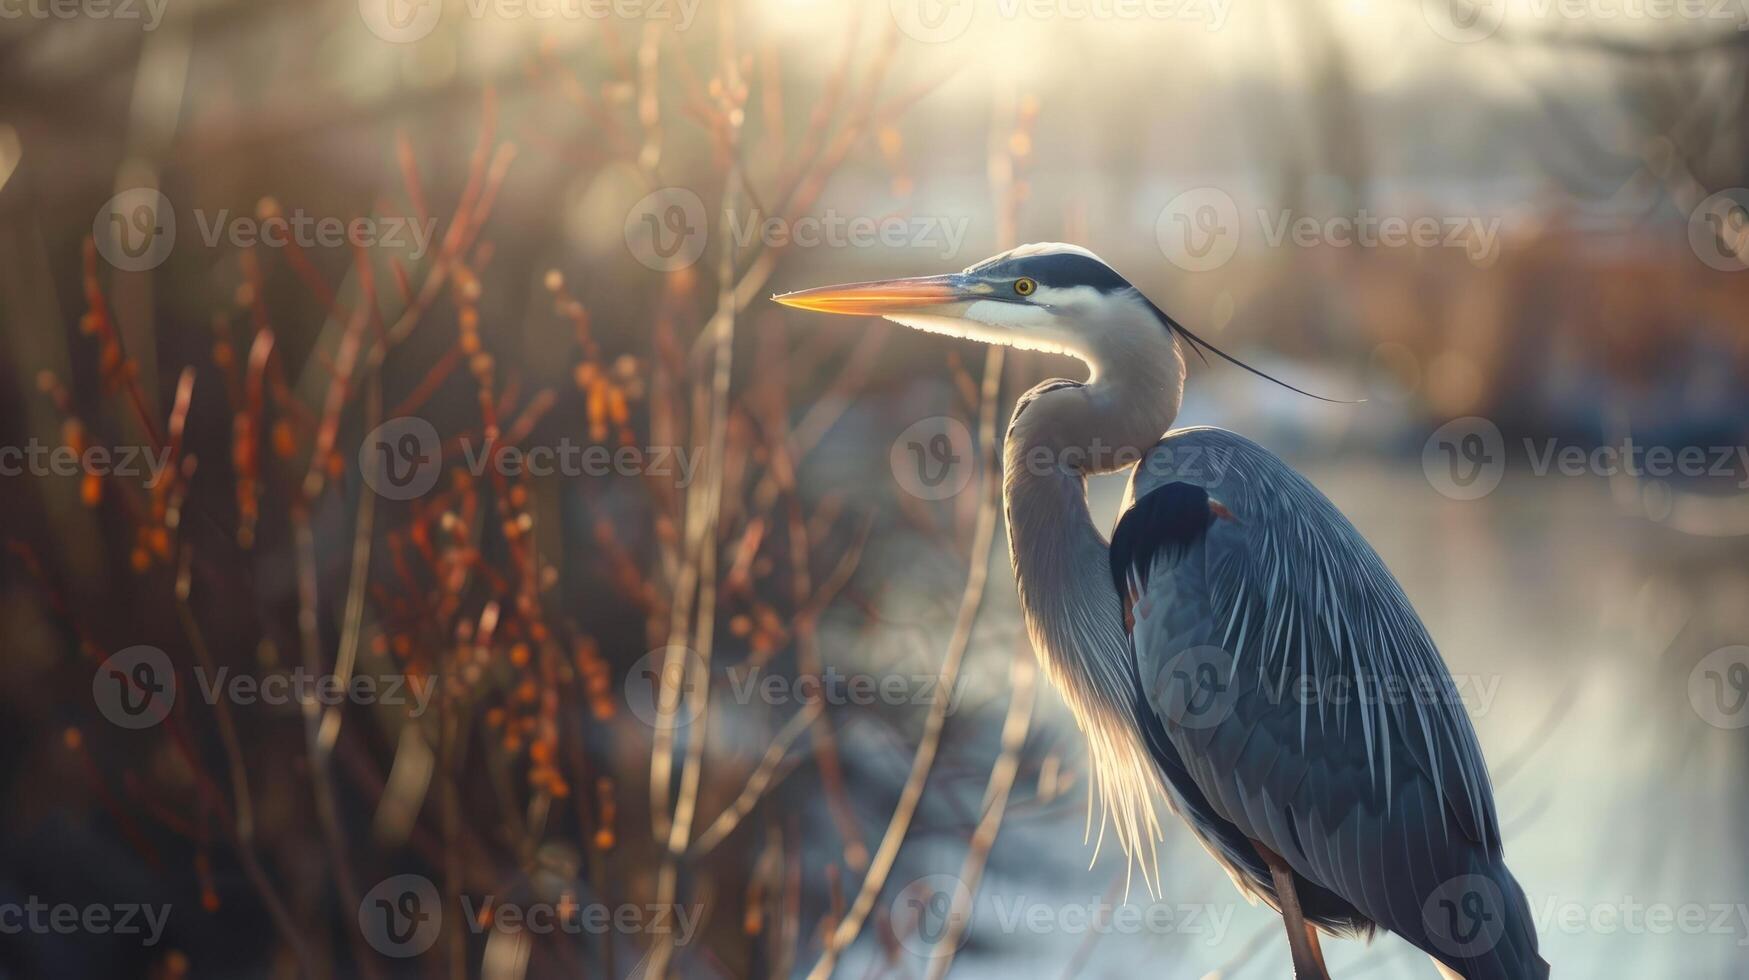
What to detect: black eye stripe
<box><xmin>968</xmin><ymin>251</ymin><xmax>1133</xmax><ymax>293</ymax></box>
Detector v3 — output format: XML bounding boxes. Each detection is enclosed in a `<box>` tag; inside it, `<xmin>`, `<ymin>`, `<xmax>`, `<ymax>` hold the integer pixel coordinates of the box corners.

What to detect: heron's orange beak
<box><xmin>772</xmin><ymin>274</ymin><xmax>973</xmax><ymax>316</ymax></box>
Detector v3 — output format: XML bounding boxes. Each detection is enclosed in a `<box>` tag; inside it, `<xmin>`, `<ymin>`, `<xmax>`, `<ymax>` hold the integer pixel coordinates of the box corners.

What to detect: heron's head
<box><xmin>772</xmin><ymin>243</ymin><xmax>1148</xmax><ymax>365</ymax></box>
<box><xmin>774</xmin><ymin>242</ymin><xmax>1349</xmax><ymax>402</ymax></box>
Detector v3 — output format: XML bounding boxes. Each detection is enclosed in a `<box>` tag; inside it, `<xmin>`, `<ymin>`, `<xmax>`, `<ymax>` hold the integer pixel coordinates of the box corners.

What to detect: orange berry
<box><xmin>271</xmin><ymin>421</ymin><xmax>296</xmax><ymax>459</ymax></box>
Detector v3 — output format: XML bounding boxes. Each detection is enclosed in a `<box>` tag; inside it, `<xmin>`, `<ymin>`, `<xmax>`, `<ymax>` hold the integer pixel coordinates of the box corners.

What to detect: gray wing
<box><xmin>1112</xmin><ymin>428</ymin><xmax>1545</xmax><ymax>978</ymax></box>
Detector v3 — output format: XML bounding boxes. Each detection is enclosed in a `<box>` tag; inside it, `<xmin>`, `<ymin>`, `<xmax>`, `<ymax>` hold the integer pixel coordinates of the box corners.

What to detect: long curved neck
<box><xmin>1003</xmin><ymin>320</ymin><xmax>1183</xmax><ymax>693</ymax></box>
<box><xmin>1000</xmin><ymin>318</ymin><xmax>1183</xmax><ymax>868</ymax></box>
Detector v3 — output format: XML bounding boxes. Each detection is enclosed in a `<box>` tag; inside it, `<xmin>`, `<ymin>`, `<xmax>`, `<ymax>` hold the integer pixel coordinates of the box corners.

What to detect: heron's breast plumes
<box><xmin>1003</xmin><ymin>461</ymin><xmax>1170</xmax><ymax>893</ymax></box>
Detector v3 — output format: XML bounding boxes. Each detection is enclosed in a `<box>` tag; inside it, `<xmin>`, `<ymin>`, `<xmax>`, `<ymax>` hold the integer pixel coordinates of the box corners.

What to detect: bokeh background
<box><xmin>1</xmin><ymin>1</ymin><xmax>1747</xmax><ymax>977</ymax></box>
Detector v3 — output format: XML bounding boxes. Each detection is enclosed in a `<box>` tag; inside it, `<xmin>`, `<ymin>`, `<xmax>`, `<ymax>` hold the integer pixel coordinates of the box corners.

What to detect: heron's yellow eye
<box><xmin>1014</xmin><ymin>277</ymin><xmax>1036</xmax><ymax>296</ymax></box>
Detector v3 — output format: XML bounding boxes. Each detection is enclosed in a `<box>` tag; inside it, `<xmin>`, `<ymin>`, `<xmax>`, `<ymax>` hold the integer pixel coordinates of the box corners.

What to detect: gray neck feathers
<box><xmin>1000</xmin><ymin>309</ymin><xmax>1184</xmax><ymax>881</ymax></box>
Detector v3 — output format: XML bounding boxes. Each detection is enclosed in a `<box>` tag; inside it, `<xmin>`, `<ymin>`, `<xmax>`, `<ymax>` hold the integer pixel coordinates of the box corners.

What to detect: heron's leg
<box><xmin>1250</xmin><ymin>839</ymin><xmax>1333</xmax><ymax>980</ymax></box>
<box><xmin>1303</xmin><ymin>922</ymin><xmax>1328</xmax><ymax>975</ymax></box>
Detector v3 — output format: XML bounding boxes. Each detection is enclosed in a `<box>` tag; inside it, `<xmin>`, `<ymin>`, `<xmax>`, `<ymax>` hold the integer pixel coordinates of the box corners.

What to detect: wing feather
<box><xmin>1111</xmin><ymin>428</ymin><xmax>1546</xmax><ymax>977</ymax></box>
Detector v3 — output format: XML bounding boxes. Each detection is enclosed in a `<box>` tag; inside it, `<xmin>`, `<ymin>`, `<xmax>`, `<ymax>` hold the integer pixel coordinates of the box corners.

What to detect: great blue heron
<box><xmin>775</xmin><ymin>244</ymin><xmax>1548</xmax><ymax>980</ymax></box>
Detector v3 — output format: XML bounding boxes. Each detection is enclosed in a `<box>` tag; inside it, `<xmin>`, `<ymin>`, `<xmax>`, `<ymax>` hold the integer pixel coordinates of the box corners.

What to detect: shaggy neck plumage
<box><xmin>1001</xmin><ymin>307</ymin><xmax>1185</xmax><ymax>882</ymax></box>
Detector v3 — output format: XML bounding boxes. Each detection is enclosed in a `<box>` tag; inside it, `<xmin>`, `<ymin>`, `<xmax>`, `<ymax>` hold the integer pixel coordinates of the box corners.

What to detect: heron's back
<box><xmin>1113</xmin><ymin>427</ymin><xmax>1548</xmax><ymax>979</ymax></box>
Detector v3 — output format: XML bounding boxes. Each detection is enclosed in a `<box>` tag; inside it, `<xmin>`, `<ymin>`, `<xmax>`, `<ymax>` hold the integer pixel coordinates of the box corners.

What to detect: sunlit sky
<box><xmin>349</xmin><ymin>0</ymin><xmax>1738</xmax><ymax>105</ymax></box>
<box><xmin>740</xmin><ymin>0</ymin><xmax>1714</xmax><ymax>95</ymax></box>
